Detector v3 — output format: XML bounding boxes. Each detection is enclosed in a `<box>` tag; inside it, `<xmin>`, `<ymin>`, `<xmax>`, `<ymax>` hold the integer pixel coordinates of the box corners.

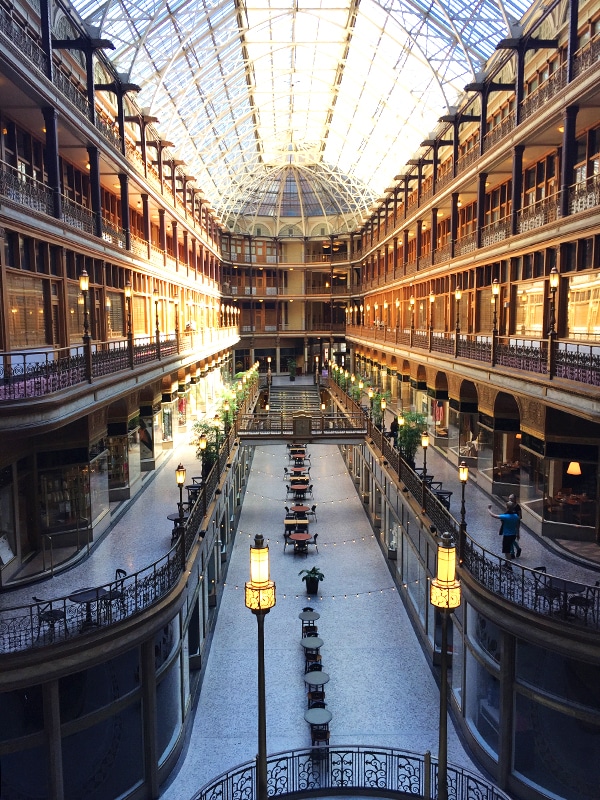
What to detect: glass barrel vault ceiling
<box><xmin>72</xmin><ymin>0</ymin><xmax>532</xmax><ymax>232</ymax></box>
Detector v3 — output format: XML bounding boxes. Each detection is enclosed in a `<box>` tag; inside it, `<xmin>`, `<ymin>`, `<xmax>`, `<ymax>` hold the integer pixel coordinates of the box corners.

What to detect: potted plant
<box><xmin>299</xmin><ymin>566</ymin><xmax>324</xmax><ymax>595</ymax></box>
<box><xmin>288</xmin><ymin>357</ymin><xmax>296</xmax><ymax>382</ymax></box>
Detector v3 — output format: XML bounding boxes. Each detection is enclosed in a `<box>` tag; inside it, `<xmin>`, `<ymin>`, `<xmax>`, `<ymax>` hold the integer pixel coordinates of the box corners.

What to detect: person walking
<box><xmin>508</xmin><ymin>493</ymin><xmax>522</xmax><ymax>558</ymax></box>
<box><xmin>389</xmin><ymin>415</ymin><xmax>399</xmax><ymax>447</ymax></box>
<box><xmin>488</xmin><ymin>501</ymin><xmax>521</xmax><ymax>560</ymax></box>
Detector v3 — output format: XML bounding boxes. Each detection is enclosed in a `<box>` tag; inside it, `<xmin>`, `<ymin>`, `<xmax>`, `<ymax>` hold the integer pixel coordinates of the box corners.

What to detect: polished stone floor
<box><xmin>160</xmin><ymin>440</ymin><xmax>481</xmax><ymax>799</ymax></box>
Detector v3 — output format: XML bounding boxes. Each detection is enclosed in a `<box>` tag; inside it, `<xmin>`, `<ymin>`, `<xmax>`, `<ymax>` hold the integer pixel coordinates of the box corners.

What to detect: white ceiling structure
<box><xmin>71</xmin><ymin>0</ymin><xmax>532</xmax><ymax>232</ymax></box>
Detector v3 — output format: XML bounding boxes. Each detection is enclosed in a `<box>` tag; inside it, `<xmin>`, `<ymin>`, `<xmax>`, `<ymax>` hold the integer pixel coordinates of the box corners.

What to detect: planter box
<box><xmin>305</xmin><ymin>578</ymin><xmax>320</xmax><ymax>595</ymax></box>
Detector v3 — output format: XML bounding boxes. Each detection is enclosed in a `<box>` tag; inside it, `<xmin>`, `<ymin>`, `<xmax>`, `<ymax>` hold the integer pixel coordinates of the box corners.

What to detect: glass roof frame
<box><xmin>72</xmin><ymin>0</ymin><xmax>532</xmax><ymax>229</ymax></box>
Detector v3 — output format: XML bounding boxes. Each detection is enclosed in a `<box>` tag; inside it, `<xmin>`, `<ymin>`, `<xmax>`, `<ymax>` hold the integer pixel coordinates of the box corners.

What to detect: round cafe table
<box><xmin>290</xmin><ymin>532</ymin><xmax>311</xmax><ymax>543</ymax></box>
<box><xmin>291</xmin><ymin>505</ymin><xmax>309</xmax><ymax>514</ymax></box>
<box><xmin>298</xmin><ymin>610</ymin><xmax>320</xmax><ymax>623</ymax></box>
<box><xmin>304</xmin><ymin>707</ymin><xmax>332</xmax><ymax>726</ymax></box>
<box><xmin>304</xmin><ymin>671</ymin><xmax>330</xmax><ymax>688</ymax></box>
<box><xmin>301</xmin><ymin>636</ymin><xmax>323</xmax><ymax>649</ymax></box>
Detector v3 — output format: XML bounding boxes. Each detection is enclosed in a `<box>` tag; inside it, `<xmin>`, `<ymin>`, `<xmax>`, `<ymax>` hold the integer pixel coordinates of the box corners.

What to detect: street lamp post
<box><xmin>547</xmin><ymin>266</ymin><xmax>560</xmax><ymax>376</ymax></box>
<box><xmin>491</xmin><ymin>278</ymin><xmax>499</xmax><ymax>334</ymax></box>
<box><xmin>380</xmin><ymin>398</ymin><xmax>387</xmax><ymax>432</ymax></box>
<box><xmin>213</xmin><ymin>413</ymin><xmax>221</xmax><ymax>451</ymax></box>
<box><xmin>79</xmin><ymin>268</ymin><xmax>92</xmax><ymax>381</ymax></box>
<box><xmin>368</xmin><ymin>387</ymin><xmax>374</xmax><ymax>419</ymax></box>
<box><xmin>454</xmin><ymin>287</ymin><xmax>462</xmax><ymax>358</ymax></box>
<box><xmin>125</xmin><ymin>279</ymin><xmax>134</xmax><ymax>368</ymax></box>
<box><xmin>267</xmin><ymin>355</ymin><xmax>272</xmax><ymax>386</ymax></box>
<box><xmin>79</xmin><ymin>269</ymin><xmax>90</xmax><ymax>341</ymax></box>
<box><xmin>245</xmin><ymin>533</ymin><xmax>276</xmax><ymax>800</ymax></box>
<box><xmin>154</xmin><ymin>287</ymin><xmax>161</xmax><ymax>359</ymax></box>
<box><xmin>421</xmin><ymin>430</ymin><xmax>429</xmax><ymax>512</ymax></box>
<box><xmin>315</xmin><ymin>355</ymin><xmax>319</xmax><ymax>386</ymax></box>
<box><xmin>199</xmin><ymin>433</ymin><xmax>207</xmax><ymax>479</ymax></box>
<box><xmin>548</xmin><ymin>266</ymin><xmax>559</xmax><ymax>336</ymax></box>
<box><xmin>430</xmin><ymin>532</ymin><xmax>461</xmax><ymax>800</ymax></box>
<box><xmin>223</xmin><ymin>400</ymin><xmax>231</xmax><ymax>436</ymax></box>
<box><xmin>458</xmin><ymin>461</ymin><xmax>469</xmax><ymax>562</ymax></box>
<box><xmin>429</xmin><ymin>290</ymin><xmax>435</xmax><ymax>350</ymax></box>
<box><xmin>176</xmin><ymin>463</ymin><xmax>186</xmax><ymax>524</ymax></box>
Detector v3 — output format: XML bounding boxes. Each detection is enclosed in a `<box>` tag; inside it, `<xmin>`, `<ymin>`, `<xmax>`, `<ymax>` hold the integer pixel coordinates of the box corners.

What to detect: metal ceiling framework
<box><xmin>71</xmin><ymin>0</ymin><xmax>531</xmax><ymax>232</ymax></box>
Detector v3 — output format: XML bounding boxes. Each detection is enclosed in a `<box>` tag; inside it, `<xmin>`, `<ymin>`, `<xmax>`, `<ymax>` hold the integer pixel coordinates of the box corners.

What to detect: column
<box><xmin>119</xmin><ymin>173</ymin><xmax>131</xmax><ymax>250</ymax></box>
<box><xmin>87</xmin><ymin>145</ymin><xmax>102</xmax><ymax>238</ymax></box>
<box><xmin>511</xmin><ymin>146</ymin><xmax>524</xmax><ymax>236</ymax></box>
<box><xmin>560</xmin><ymin>106</ymin><xmax>579</xmax><ymax>218</ymax></box>
<box><xmin>42</xmin><ymin>107</ymin><xmax>61</xmax><ymax>219</ymax></box>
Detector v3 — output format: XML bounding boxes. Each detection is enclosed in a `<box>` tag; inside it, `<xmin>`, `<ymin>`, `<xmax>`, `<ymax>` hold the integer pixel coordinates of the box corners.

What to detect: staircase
<box><xmin>267</xmin><ymin>384</ymin><xmax>321</xmax><ymax>414</ymax></box>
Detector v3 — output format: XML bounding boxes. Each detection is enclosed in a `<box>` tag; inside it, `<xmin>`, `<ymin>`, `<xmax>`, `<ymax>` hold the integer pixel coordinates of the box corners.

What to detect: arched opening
<box><xmin>447</xmin><ymin>380</ymin><xmax>479</xmax><ymax>466</ymax></box>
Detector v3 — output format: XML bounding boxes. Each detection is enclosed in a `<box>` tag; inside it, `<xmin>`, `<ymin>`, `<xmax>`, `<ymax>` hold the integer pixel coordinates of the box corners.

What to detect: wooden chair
<box><xmin>307</xmin><ymin>505</ymin><xmax>317</xmax><ymax>522</ymax></box>
<box><xmin>33</xmin><ymin>597</ymin><xmax>67</xmax><ymax>642</ymax></box>
<box><xmin>308</xmin><ymin>700</ymin><xmax>327</xmax><ymax>709</ymax></box>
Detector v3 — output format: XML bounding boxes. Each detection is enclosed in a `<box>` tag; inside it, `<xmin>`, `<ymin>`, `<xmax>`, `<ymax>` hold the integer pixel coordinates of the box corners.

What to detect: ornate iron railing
<box><xmin>0</xmin><ymin>417</ymin><xmax>247</xmax><ymax>654</ymax></box>
<box><xmin>0</xmin><ymin>160</ymin><xmax>54</xmax><ymax>215</ymax></box>
<box><xmin>520</xmin><ymin>66</ymin><xmax>567</xmax><ymax>121</ymax></box>
<box><xmin>517</xmin><ymin>194</ymin><xmax>560</xmax><ymax>233</ymax></box>
<box><xmin>236</xmin><ymin>412</ymin><xmax>367</xmax><ymax>437</ymax></box>
<box><xmin>573</xmin><ymin>35</ymin><xmax>600</xmax><ymax>78</ymax></box>
<box><xmin>483</xmin><ymin>110</ymin><xmax>515</xmax><ymax>152</ymax></box>
<box><xmin>62</xmin><ymin>195</ymin><xmax>95</xmax><ymax>233</ymax></box>
<box><xmin>480</xmin><ymin>218</ymin><xmax>511</xmax><ymax>248</ymax></box>
<box><xmin>0</xmin><ymin>5</ymin><xmax>48</xmax><ymax>74</ymax></box>
<box><xmin>0</xmin><ymin>347</ymin><xmax>86</xmax><ymax>400</ymax></box>
<box><xmin>454</xmin><ymin>231</ymin><xmax>477</xmax><ymax>256</ymax></box>
<box><xmin>329</xmin><ymin>382</ymin><xmax>599</xmax><ymax>631</ymax></box>
<box><xmin>457</xmin><ymin>335</ymin><xmax>491</xmax><ymax>362</ymax></box>
<box><xmin>191</xmin><ymin>745</ymin><xmax>511</xmax><ymax>800</ymax></box>
<box><xmin>555</xmin><ymin>341</ymin><xmax>600</xmax><ymax>386</ymax></box>
<box><xmin>463</xmin><ymin>537</ymin><xmax>600</xmax><ymax>631</ymax></box>
<box><xmin>496</xmin><ymin>337</ymin><xmax>547</xmax><ymax>374</ymax></box>
<box><xmin>0</xmin><ymin>328</ymin><xmax>239</xmax><ymax>402</ymax></box>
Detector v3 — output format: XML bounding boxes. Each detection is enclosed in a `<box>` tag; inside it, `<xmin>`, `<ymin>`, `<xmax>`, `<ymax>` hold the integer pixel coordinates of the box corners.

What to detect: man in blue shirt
<box><xmin>488</xmin><ymin>501</ymin><xmax>521</xmax><ymax>558</ymax></box>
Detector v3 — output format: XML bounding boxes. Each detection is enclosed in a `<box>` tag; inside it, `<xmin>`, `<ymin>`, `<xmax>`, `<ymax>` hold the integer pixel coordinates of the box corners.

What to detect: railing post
<box><xmin>84</xmin><ymin>338</ymin><xmax>93</xmax><ymax>383</ymax></box>
<box><xmin>547</xmin><ymin>333</ymin><xmax>556</xmax><ymax>378</ymax></box>
<box><xmin>424</xmin><ymin>750</ymin><xmax>431</xmax><ymax>799</ymax></box>
<box><xmin>127</xmin><ymin>330</ymin><xmax>134</xmax><ymax>369</ymax></box>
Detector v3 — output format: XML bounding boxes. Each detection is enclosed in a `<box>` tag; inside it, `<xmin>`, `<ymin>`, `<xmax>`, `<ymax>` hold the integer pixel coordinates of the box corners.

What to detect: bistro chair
<box><xmin>284</xmin><ymin>532</ymin><xmax>292</xmax><ymax>551</ymax></box>
<box><xmin>307</xmin><ymin>688</ymin><xmax>325</xmax><ymax>707</ymax></box>
<box><xmin>311</xmin><ymin>728</ymin><xmax>330</xmax><ymax>746</ymax></box>
<box><xmin>307</xmin><ymin>504</ymin><xmax>317</xmax><ymax>522</ymax></box>
<box><xmin>568</xmin><ymin>581</ymin><xmax>599</xmax><ymax>622</ymax></box>
<box><xmin>33</xmin><ymin>597</ymin><xmax>67</xmax><ymax>642</ymax></box>
<box><xmin>103</xmin><ymin>569</ymin><xmax>127</xmax><ymax>620</ymax></box>
<box><xmin>311</xmin><ymin>533</ymin><xmax>319</xmax><ymax>553</ymax></box>
<box><xmin>306</xmin><ymin>485</ymin><xmax>314</xmax><ymax>498</ymax></box>
<box><xmin>302</xmin><ymin>606</ymin><xmax>314</xmax><ymax>612</ymax></box>
<box><xmin>305</xmin><ymin>652</ymin><xmax>322</xmax><ymax>672</ymax></box>
<box><xmin>308</xmin><ymin>700</ymin><xmax>327</xmax><ymax>709</ymax></box>
<box><xmin>532</xmin><ymin>567</ymin><xmax>561</xmax><ymax>613</ymax></box>
<box><xmin>306</xmin><ymin>662</ymin><xmax>323</xmax><ymax>672</ymax></box>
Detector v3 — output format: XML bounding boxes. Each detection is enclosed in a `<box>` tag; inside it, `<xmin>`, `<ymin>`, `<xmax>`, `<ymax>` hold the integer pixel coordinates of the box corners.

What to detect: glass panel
<box><xmin>6</xmin><ymin>273</ymin><xmax>48</xmax><ymax>348</ymax></box>
<box><xmin>0</xmin><ymin>742</ymin><xmax>48</xmax><ymax>795</ymax></box>
<box><xmin>451</xmin><ymin>618</ymin><xmax>464</xmax><ymax>710</ymax></box>
<box><xmin>467</xmin><ymin>606</ymin><xmax>501</xmax><ymax>664</ymax></box>
<box><xmin>0</xmin><ymin>465</ymin><xmax>16</xmax><ymax>565</ymax></box>
<box><xmin>516</xmin><ymin>639</ymin><xmax>600</xmax><ymax>710</ymax></box>
<box><xmin>465</xmin><ymin>648</ymin><xmax>499</xmax><ymax>755</ymax></box>
<box><xmin>89</xmin><ymin>446</ymin><xmax>109</xmax><ymax>528</ymax></box>
<box><xmin>514</xmin><ymin>693</ymin><xmax>600</xmax><ymax>800</ymax></box>
<box><xmin>403</xmin><ymin>537</ymin><xmax>427</xmax><ymax>624</ymax></box>
<box><xmin>156</xmin><ymin>656</ymin><xmax>183</xmax><ymax>763</ymax></box>
<box><xmin>62</xmin><ymin>702</ymin><xmax>144</xmax><ymax>800</ymax></box>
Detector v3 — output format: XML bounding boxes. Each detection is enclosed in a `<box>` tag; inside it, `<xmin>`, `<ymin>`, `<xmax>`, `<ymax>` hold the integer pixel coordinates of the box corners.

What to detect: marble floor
<box><xmin>160</xmin><ymin>441</ymin><xmax>482</xmax><ymax>799</ymax></box>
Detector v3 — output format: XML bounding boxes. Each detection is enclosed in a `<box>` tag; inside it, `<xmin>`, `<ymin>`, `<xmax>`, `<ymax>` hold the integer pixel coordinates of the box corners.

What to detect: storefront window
<box><xmin>519</xmin><ymin>449</ymin><xmax>544</xmax><ymax>518</ymax></box>
<box><xmin>514</xmin><ymin>693</ymin><xmax>600</xmax><ymax>799</ymax></box>
<box><xmin>465</xmin><ymin>648</ymin><xmax>500</xmax><ymax>755</ymax></box>
<box><xmin>7</xmin><ymin>273</ymin><xmax>48</xmax><ymax>349</ymax></box>
<box><xmin>543</xmin><ymin>458</ymin><xmax>597</xmax><ymax>528</ymax></box>
<box><xmin>429</xmin><ymin>399</ymin><xmax>448</xmax><ymax>442</ymax></box>
<box><xmin>402</xmin><ymin>538</ymin><xmax>427</xmax><ymax>624</ymax></box>
<box><xmin>89</xmin><ymin>445</ymin><xmax>109</xmax><ymax>528</ymax></box>
<box><xmin>515</xmin><ymin>280</ymin><xmax>544</xmax><ymax>337</ymax></box>
<box><xmin>0</xmin><ymin>466</ymin><xmax>16</xmax><ymax>566</ymax></box>
<box><xmin>127</xmin><ymin>425</ymin><xmax>141</xmax><ymax>489</ymax></box>
<box><xmin>39</xmin><ymin>462</ymin><xmax>90</xmax><ymax>532</ymax></box>
<box><xmin>567</xmin><ymin>272</ymin><xmax>600</xmax><ymax>340</ymax></box>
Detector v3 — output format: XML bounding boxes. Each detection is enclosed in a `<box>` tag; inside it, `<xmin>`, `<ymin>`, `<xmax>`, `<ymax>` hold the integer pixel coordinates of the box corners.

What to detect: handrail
<box><xmin>328</xmin><ymin>380</ymin><xmax>600</xmax><ymax>631</ymax></box>
<box><xmin>190</xmin><ymin>745</ymin><xmax>511</xmax><ymax>800</ymax></box>
<box><xmin>0</xmin><ymin>327</ymin><xmax>240</xmax><ymax>402</ymax></box>
<box><xmin>0</xmin><ymin>385</ymin><xmax>259</xmax><ymax>655</ymax></box>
